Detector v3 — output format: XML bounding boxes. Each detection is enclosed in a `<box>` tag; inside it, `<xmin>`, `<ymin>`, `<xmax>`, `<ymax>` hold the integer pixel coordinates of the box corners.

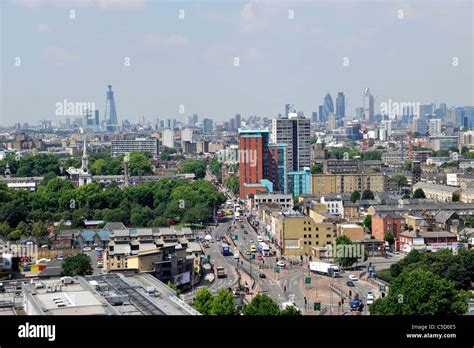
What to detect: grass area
<box><xmin>377</xmin><ymin>269</ymin><xmax>394</xmax><ymax>284</ymax></box>
<box><xmin>173</xmin><ymin>223</ymin><xmax>205</xmax><ymax>229</ymax></box>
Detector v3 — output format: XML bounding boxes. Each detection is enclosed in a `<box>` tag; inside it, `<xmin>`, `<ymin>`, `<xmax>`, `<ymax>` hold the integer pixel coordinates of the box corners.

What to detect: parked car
<box><xmin>95</xmin><ymin>247</ymin><xmax>103</xmax><ymax>252</ymax></box>
<box><xmin>346</xmin><ymin>280</ymin><xmax>355</xmax><ymax>287</ymax></box>
<box><xmin>259</xmin><ymin>273</ymin><xmax>266</xmax><ymax>278</ymax></box>
<box><xmin>366</xmin><ymin>298</ymin><xmax>374</xmax><ymax>305</ymax></box>
<box><xmin>277</xmin><ymin>261</ymin><xmax>286</xmax><ymax>268</ymax></box>
<box><xmin>348</xmin><ymin>274</ymin><xmax>358</xmax><ymax>281</ymax></box>
<box><xmin>367</xmin><ymin>291</ymin><xmax>374</xmax><ymax>300</ymax></box>
<box><xmin>82</xmin><ymin>247</ymin><xmax>92</xmax><ymax>252</ymax></box>
<box><xmin>245</xmin><ymin>250</ymin><xmax>251</xmax><ymax>255</ymax></box>
<box><xmin>256</xmin><ymin>255</ymin><xmax>263</xmax><ymax>261</ymax></box>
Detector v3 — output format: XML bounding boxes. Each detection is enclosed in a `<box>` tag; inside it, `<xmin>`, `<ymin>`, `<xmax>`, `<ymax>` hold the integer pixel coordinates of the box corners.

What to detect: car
<box><xmin>245</xmin><ymin>250</ymin><xmax>251</xmax><ymax>255</ymax></box>
<box><xmin>393</xmin><ymin>251</ymin><xmax>400</xmax><ymax>255</ymax></box>
<box><xmin>249</xmin><ymin>239</ymin><xmax>254</xmax><ymax>244</ymax></box>
<box><xmin>276</xmin><ymin>261</ymin><xmax>286</xmax><ymax>268</ymax></box>
<box><xmin>57</xmin><ymin>256</ymin><xmax>64</xmax><ymax>261</ymax></box>
<box><xmin>259</xmin><ymin>273</ymin><xmax>266</xmax><ymax>278</ymax></box>
<box><xmin>366</xmin><ymin>291</ymin><xmax>374</xmax><ymax>300</ymax></box>
<box><xmin>346</xmin><ymin>280</ymin><xmax>355</xmax><ymax>287</ymax></box>
<box><xmin>366</xmin><ymin>298</ymin><xmax>374</xmax><ymax>305</ymax></box>
<box><xmin>82</xmin><ymin>247</ymin><xmax>92</xmax><ymax>252</ymax></box>
<box><xmin>97</xmin><ymin>262</ymin><xmax>103</xmax><ymax>268</ymax></box>
<box><xmin>95</xmin><ymin>247</ymin><xmax>103</xmax><ymax>252</ymax></box>
<box><xmin>256</xmin><ymin>255</ymin><xmax>263</xmax><ymax>261</ymax></box>
<box><xmin>240</xmin><ymin>224</ymin><xmax>244</xmax><ymax>228</ymax></box>
<box><xmin>348</xmin><ymin>275</ymin><xmax>358</xmax><ymax>281</ymax></box>
<box><xmin>244</xmin><ymin>230</ymin><xmax>248</xmax><ymax>234</ymax></box>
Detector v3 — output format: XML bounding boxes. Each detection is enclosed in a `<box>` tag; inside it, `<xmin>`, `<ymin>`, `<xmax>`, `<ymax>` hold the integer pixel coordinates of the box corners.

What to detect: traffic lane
<box><xmin>84</xmin><ymin>250</ymin><xmax>100</xmax><ymax>274</ymax></box>
<box><xmin>206</xmin><ymin>226</ymin><xmax>238</xmax><ymax>290</ymax></box>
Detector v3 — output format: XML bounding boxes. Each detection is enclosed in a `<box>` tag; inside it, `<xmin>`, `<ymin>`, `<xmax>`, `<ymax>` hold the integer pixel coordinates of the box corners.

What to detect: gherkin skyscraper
<box><xmin>322</xmin><ymin>92</ymin><xmax>334</xmax><ymax>123</ymax></box>
<box><xmin>104</xmin><ymin>85</ymin><xmax>118</xmax><ymax>132</ymax></box>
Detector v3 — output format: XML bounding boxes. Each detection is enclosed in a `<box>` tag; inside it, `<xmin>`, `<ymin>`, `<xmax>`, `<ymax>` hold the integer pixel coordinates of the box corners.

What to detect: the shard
<box><xmin>104</xmin><ymin>85</ymin><xmax>118</xmax><ymax>132</ymax></box>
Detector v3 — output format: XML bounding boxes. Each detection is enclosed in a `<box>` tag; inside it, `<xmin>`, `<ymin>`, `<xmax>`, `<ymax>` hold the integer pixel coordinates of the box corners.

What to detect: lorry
<box><xmin>309</xmin><ymin>260</ymin><xmax>340</xmax><ymax>277</ymax></box>
<box><xmin>216</xmin><ymin>267</ymin><xmax>227</xmax><ymax>278</ymax></box>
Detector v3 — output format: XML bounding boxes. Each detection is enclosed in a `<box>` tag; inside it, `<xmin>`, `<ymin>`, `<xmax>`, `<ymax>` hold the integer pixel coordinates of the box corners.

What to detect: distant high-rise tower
<box><xmin>322</xmin><ymin>93</ymin><xmax>334</xmax><ymax>123</ymax></box>
<box><xmin>104</xmin><ymin>85</ymin><xmax>119</xmax><ymax>132</ymax></box>
<box><xmin>285</xmin><ymin>104</ymin><xmax>296</xmax><ymax>117</ymax></box>
<box><xmin>203</xmin><ymin>118</ymin><xmax>213</xmax><ymax>134</ymax></box>
<box><xmin>336</xmin><ymin>92</ymin><xmax>345</xmax><ymax>121</ymax></box>
<box><xmin>363</xmin><ymin>88</ymin><xmax>374</xmax><ymax>120</ymax></box>
<box><xmin>271</xmin><ymin>113</ymin><xmax>310</xmax><ymax>172</ymax></box>
<box><xmin>235</xmin><ymin>114</ymin><xmax>242</xmax><ymax>129</ymax></box>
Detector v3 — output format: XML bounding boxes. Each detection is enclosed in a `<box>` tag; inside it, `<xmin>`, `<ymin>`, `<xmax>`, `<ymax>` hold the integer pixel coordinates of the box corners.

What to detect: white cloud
<box><xmin>43</xmin><ymin>45</ymin><xmax>79</xmax><ymax>65</ymax></box>
<box><xmin>36</xmin><ymin>23</ymin><xmax>51</xmax><ymax>33</ymax></box>
<box><xmin>18</xmin><ymin>0</ymin><xmax>148</xmax><ymax>10</ymax></box>
<box><xmin>243</xmin><ymin>48</ymin><xmax>263</xmax><ymax>61</ymax></box>
<box><xmin>240</xmin><ymin>3</ymin><xmax>257</xmax><ymax>33</ymax></box>
<box><xmin>142</xmin><ymin>34</ymin><xmax>189</xmax><ymax>47</ymax></box>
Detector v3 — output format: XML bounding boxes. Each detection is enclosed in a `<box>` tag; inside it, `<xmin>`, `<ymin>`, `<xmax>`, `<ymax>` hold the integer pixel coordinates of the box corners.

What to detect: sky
<box><xmin>0</xmin><ymin>0</ymin><xmax>473</xmax><ymax>125</ymax></box>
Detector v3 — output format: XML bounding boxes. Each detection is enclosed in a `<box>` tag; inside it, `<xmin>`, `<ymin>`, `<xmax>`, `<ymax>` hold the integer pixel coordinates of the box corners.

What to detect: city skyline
<box><xmin>1</xmin><ymin>0</ymin><xmax>472</xmax><ymax>124</ymax></box>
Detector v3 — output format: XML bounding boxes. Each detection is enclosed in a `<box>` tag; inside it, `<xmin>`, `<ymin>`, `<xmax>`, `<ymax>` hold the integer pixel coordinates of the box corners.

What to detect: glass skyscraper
<box><xmin>322</xmin><ymin>93</ymin><xmax>334</xmax><ymax>123</ymax></box>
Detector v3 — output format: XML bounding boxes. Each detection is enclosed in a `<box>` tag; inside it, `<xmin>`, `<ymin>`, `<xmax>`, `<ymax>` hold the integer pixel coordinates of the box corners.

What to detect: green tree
<box><xmin>392</xmin><ymin>174</ymin><xmax>407</xmax><ymax>189</ymax></box>
<box><xmin>243</xmin><ymin>294</ymin><xmax>280</xmax><ymax>315</ymax></box>
<box><xmin>7</xmin><ymin>230</ymin><xmax>22</xmax><ymax>240</ymax></box>
<box><xmin>129</xmin><ymin>152</ymin><xmax>153</xmax><ymax>176</ymax></box>
<box><xmin>310</xmin><ymin>164</ymin><xmax>323</xmax><ymax>174</ymax></box>
<box><xmin>363</xmin><ymin>215</ymin><xmax>372</xmax><ymax>232</ymax></box>
<box><xmin>334</xmin><ymin>235</ymin><xmax>359</xmax><ymax>269</ymax></box>
<box><xmin>403</xmin><ymin>160</ymin><xmax>412</xmax><ymax>171</ymax></box>
<box><xmin>160</xmin><ymin>147</ymin><xmax>176</xmax><ymax>161</ymax></box>
<box><xmin>369</xmin><ymin>270</ymin><xmax>468</xmax><ymax>315</ymax></box>
<box><xmin>210</xmin><ymin>289</ymin><xmax>238</xmax><ymax>315</ymax></box>
<box><xmin>279</xmin><ymin>305</ymin><xmax>302</xmax><ymax>315</ymax></box>
<box><xmin>350</xmin><ymin>191</ymin><xmax>360</xmax><ymax>203</ymax></box>
<box><xmin>209</xmin><ymin>157</ymin><xmax>222</xmax><ymax>183</ymax></box>
<box><xmin>384</xmin><ymin>232</ymin><xmax>395</xmax><ymax>247</ymax></box>
<box><xmin>193</xmin><ymin>288</ymin><xmax>214</xmax><ymax>315</ymax></box>
<box><xmin>224</xmin><ymin>176</ymin><xmax>240</xmax><ymax>196</ymax></box>
<box><xmin>61</xmin><ymin>254</ymin><xmax>93</xmax><ymax>276</ymax></box>
<box><xmin>362</xmin><ymin>189</ymin><xmax>374</xmax><ymax>200</ymax></box>
<box><xmin>413</xmin><ymin>188</ymin><xmax>426</xmax><ymax>199</ymax></box>
<box><xmin>181</xmin><ymin>160</ymin><xmax>206</xmax><ymax>179</ymax></box>
<box><xmin>166</xmin><ymin>281</ymin><xmax>182</xmax><ymax>296</ymax></box>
